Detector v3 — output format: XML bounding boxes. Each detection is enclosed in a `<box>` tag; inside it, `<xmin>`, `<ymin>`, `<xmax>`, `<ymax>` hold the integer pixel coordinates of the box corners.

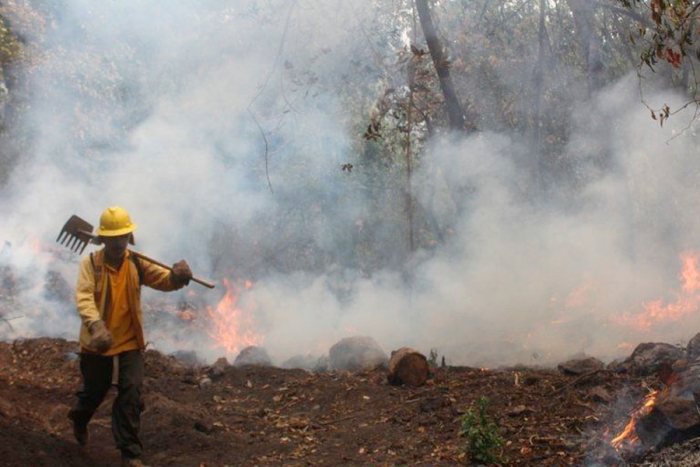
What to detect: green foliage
<box><xmin>0</xmin><ymin>14</ymin><xmax>23</xmax><ymax>66</ymax></box>
<box><xmin>460</xmin><ymin>396</ymin><xmax>505</xmax><ymax>465</ymax></box>
<box><xmin>0</xmin><ymin>13</ymin><xmax>25</xmax><ymax>188</ymax></box>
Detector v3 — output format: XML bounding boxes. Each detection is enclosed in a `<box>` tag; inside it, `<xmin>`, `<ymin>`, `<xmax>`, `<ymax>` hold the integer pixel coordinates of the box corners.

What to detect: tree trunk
<box><xmin>567</xmin><ymin>0</ymin><xmax>604</xmax><ymax>96</ymax></box>
<box><xmin>414</xmin><ymin>0</ymin><xmax>472</xmax><ymax>132</ymax></box>
<box><xmin>531</xmin><ymin>0</ymin><xmax>547</xmax><ymax>191</ymax></box>
<box><xmin>387</xmin><ymin>347</ymin><xmax>429</xmax><ymax>387</ymax></box>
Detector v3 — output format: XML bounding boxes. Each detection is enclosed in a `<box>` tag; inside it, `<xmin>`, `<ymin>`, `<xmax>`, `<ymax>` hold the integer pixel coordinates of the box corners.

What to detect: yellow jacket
<box><xmin>76</xmin><ymin>249</ymin><xmax>185</xmax><ymax>353</ymax></box>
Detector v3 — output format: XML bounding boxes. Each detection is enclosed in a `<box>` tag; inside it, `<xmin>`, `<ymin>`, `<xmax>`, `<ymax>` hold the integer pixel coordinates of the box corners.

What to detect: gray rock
<box><xmin>233</xmin><ymin>346</ymin><xmax>273</xmax><ymax>367</ymax></box>
<box><xmin>557</xmin><ymin>356</ymin><xmax>604</xmax><ymax>375</ymax></box>
<box><xmin>620</xmin><ymin>342</ymin><xmax>684</xmax><ymax>375</ymax></box>
<box><xmin>328</xmin><ymin>336</ymin><xmax>388</xmax><ymax>372</ymax></box>
<box><xmin>281</xmin><ymin>354</ymin><xmax>318</xmax><ymax>370</ymax></box>
<box><xmin>206</xmin><ymin>357</ymin><xmax>230</xmax><ymax>380</ymax></box>
<box><xmin>687</xmin><ymin>333</ymin><xmax>700</xmax><ymax>361</ymax></box>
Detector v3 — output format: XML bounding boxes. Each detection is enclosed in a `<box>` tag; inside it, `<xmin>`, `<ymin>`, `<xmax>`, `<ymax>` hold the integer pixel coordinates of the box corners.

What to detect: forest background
<box><xmin>0</xmin><ymin>0</ymin><xmax>699</xmax><ymax>368</ymax></box>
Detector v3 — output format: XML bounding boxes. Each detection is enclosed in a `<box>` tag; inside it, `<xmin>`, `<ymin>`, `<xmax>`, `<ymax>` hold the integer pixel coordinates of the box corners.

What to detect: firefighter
<box><xmin>68</xmin><ymin>206</ymin><xmax>193</xmax><ymax>467</ymax></box>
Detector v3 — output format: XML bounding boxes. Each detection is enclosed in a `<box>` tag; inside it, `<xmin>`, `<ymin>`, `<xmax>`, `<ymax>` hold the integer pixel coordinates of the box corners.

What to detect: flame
<box><xmin>178</xmin><ymin>310</ymin><xmax>194</xmax><ymax>321</ymax></box>
<box><xmin>206</xmin><ymin>278</ymin><xmax>263</xmax><ymax>355</ymax></box>
<box><xmin>614</xmin><ymin>252</ymin><xmax>700</xmax><ymax>331</ymax></box>
<box><xmin>681</xmin><ymin>253</ymin><xmax>700</xmax><ymax>293</ymax></box>
<box><xmin>611</xmin><ymin>389</ymin><xmax>659</xmax><ymax>450</ymax></box>
<box><xmin>564</xmin><ymin>283</ymin><xmax>592</xmax><ymax>308</ymax></box>
<box><xmin>548</xmin><ymin>282</ymin><xmax>597</xmax><ymax>326</ymax></box>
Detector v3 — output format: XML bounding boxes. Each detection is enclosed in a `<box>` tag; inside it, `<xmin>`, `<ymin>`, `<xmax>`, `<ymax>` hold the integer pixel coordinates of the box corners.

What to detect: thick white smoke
<box><xmin>1</xmin><ymin>1</ymin><xmax>700</xmax><ymax>367</ymax></box>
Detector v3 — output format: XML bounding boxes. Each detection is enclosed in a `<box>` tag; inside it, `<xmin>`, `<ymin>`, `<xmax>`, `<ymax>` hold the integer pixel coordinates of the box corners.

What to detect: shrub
<box><xmin>459</xmin><ymin>396</ymin><xmax>505</xmax><ymax>464</ymax></box>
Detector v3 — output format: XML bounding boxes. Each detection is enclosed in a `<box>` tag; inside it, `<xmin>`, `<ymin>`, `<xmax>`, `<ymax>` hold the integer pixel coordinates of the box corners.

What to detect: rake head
<box><xmin>56</xmin><ymin>214</ymin><xmax>97</xmax><ymax>254</ymax></box>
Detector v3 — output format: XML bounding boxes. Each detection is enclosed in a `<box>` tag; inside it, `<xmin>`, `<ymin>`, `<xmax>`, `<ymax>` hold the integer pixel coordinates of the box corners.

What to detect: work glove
<box><xmin>171</xmin><ymin>259</ymin><xmax>192</xmax><ymax>286</ymax></box>
<box><xmin>88</xmin><ymin>320</ymin><xmax>114</xmax><ymax>353</ymax></box>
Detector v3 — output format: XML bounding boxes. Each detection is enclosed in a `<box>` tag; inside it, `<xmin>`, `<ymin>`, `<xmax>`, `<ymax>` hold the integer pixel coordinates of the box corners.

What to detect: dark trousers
<box><xmin>69</xmin><ymin>350</ymin><xmax>145</xmax><ymax>459</ymax></box>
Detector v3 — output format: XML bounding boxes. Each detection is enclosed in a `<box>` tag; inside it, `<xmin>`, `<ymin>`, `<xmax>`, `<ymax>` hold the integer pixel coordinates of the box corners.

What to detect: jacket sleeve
<box><xmin>139</xmin><ymin>257</ymin><xmax>186</xmax><ymax>291</ymax></box>
<box><xmin>75</xmin><ymin>256</ymin><xmax>101</xmax><ymax>327</ymax></box>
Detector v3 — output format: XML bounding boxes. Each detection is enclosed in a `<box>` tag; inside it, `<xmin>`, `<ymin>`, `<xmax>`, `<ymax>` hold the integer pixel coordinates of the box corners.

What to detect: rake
<box><xmin>57</xmin><ymin>214</ymin><xmax>215</xmax><ymax>289</ymax></box>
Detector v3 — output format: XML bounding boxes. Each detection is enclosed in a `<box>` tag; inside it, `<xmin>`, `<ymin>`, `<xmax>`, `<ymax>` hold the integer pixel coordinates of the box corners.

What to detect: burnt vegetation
<box><xmin>0</xmin><ymin>336</ymin><xmax>683</xmax><ymax>466</ymax></box>
<box><xmin>3</xmin><ymin>1</ymin><xmax>700</xmax><ymax>466</ymax></box>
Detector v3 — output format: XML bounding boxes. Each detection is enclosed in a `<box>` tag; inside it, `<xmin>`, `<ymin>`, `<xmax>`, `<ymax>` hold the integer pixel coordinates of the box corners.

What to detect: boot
<box><xmin>67</xmin><ymin>410</ymin><xmax>88</xmax><ymax>446</ymax></box>
<box><xmin>72</xmin><ymin>422</ymin><xmax>88</xmax><ymax>446</ymax></box>
<box><xmin>121</xmin><ymin>456</ymin><xmax>150</xmax><ymax>467</ymax></box>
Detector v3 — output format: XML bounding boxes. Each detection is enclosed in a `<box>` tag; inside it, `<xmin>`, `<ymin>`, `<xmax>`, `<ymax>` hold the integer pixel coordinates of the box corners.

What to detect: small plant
<box><xmin>459</xmin><ymin>396</ymin><xmax>505</xmax><ymax>464</ymax></box>
<box><xmin>427</xmin><ymin>347</ymin><xmax>439</xmax><ymax>367</ymax></box>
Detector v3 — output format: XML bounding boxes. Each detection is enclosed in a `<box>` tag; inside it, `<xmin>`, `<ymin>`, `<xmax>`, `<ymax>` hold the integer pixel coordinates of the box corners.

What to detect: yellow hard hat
<box><xmin>97</xmin><ymin>206</ymin><xmax>137</xmax><ymax>237</ymax></box>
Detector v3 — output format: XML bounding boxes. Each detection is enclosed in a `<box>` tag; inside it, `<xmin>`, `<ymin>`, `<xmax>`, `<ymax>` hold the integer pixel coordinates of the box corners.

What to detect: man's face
<box><xmin>101</xmin><ymin>234</ymin><xmax>130</xmax><ymax>260</ymax></box>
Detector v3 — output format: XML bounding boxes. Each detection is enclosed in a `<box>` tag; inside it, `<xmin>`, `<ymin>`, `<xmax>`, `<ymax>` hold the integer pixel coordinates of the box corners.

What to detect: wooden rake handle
<box><xmin>130</xmin><ymin>251</ymin><xmax>216</xmax><ymax>289</ymax></box>
<box><xmin>60</xmin><ymin>218</ymin><xmax>216</xmax><ymax>289</ymax></box>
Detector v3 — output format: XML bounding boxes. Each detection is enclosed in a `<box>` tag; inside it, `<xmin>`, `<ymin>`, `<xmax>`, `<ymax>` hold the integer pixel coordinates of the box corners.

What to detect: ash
<box><xmin>634</xmin><ymin>437</ymin><xmax>700</xmax><ymax>467</ymax></box>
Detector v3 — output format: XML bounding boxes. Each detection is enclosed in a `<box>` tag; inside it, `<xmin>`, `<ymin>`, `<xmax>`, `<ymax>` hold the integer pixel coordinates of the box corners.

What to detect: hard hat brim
<box><xmin>97</xmin><ymin>224</ymin><xmax>137</xmax><ymax>237</ymax></box>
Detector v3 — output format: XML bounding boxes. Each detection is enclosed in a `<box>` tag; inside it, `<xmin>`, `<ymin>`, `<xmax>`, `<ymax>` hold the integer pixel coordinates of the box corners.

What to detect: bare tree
<box><xmin>415</xmin><ymin>0</ymin><xmax>473</xmax><ymax>132</ymax></box>
<box><xmin>567</xmin><ymin>0</ymin><xmax>604</xmax><ymax>96</ymax></box>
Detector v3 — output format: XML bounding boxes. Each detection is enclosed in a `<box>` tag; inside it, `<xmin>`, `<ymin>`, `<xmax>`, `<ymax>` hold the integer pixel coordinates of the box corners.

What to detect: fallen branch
<box><xmin>549</xmin><ymin>370</ymin><xmax>602</xmax><ymax>395</ymax></box>
<box><xmin>319</xmin><ymin>413</ymin><xmax>361</xmax><ymax>426</ymax></box>
<box><xmin>0</xmin><ymin>314</ymin><xmax>21</xmax><ymax>332</ymax></box>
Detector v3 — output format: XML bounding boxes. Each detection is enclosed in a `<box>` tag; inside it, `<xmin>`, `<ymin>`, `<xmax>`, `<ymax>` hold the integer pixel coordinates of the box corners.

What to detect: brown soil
<box><xmin>0</xmin><ymin>337</ymin><xmax>675</xmax><ymax>466</ymax></box>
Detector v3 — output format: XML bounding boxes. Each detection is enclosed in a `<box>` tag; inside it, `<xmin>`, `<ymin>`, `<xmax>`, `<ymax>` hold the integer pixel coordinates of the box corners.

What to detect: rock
<box><xmin>206</xmin><ymin>357</ymin><xmax>230</xmax><ymax>380</ymax></box>
<box><xmin>420</xmin><ymin>396</ymin><xmax>451</xmax><ymax>412</ymax></box>
<box><xmin>636</xmin><ymin>395</ymin><xmax>700</xmax><ymax>449</ymax></box>
<box><xmin>672</xmin><ymin>359</ymin><xmax>689</xmax><ymax>373</ymax></box>
<box><xmin>669</xmin><ymin>363</ymin><xmax>700</xmax><ymax>399</ymax></box>
<box><xmin>620</xmin><ymin>343</ymin><xmax>685</xmax><ymax>375</ymax></box>
<box><xmin>687</xmin><ymin>333</ymin><xmax>700</xmax><ymax>361</ymax></box>
<box><xmin>170</xmin><ymin>350</ymin><xmax>200</xmax><ymax>366</ymax></box>
<box><xmin>557</xmin><ymin>356</ymin><xmax>604</xmax><ymax>375</ymax></box>
<box><xmin>606</xmin><ymin>357</ymin><xmax>628</xmax><ymax>373</ymax></box>
<box><xmin>624</xmin><ymin>358</ymin><xmax>700</xmax><ymax>453</ymax></box>
<box><xmin>233</xmin><ymin>346</ymin><xmax>273</xmax><ymax>367</ymax></box>
<box><xmin>328</xmin><ymin>336</ymin><xmax>388</xmax><ymax>372</ymax></box>
<box><xmin>281</xmin><ymin>354</ymin><xmax>318</xmax><ymax>370</ymax></box>
<box><xmin>587</xmin><ymin>386</ymin><xmax>612</xmax><ymax>403</ymax></box>
<box><xmin>198</xmin><ymin>377</ymin><xmax>212</xmax><ymax>389</ymax></box>
<box><xmin>313</xmin><ymin>355</ymin><xmax>330</xmax><ymax>373</ymax></box>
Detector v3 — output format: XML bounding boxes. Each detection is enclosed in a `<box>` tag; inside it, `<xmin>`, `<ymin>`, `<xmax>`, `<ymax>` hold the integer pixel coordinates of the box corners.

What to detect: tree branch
<box><xmin>246</xmin><ymin>0</ymin><xmax>298</xmax><ymax>194</ymax></box>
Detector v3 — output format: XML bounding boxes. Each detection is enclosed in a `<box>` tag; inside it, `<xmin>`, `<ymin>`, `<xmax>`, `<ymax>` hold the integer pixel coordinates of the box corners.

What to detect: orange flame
<box><xmin>615</xmin><ymin>252</ymin><xmax>700</xmax><ymax>331</ymax></box>
<box><xmin>611</xmin><ymin>389</ymin><xmax>659</xmax><ymax>450</ymax></box>
<box><xmin>564</xmin><ymin>283</ymin><xmax>592</xmax><ymax>308</ymax></box>
<box><xmin>179</xmin><ymin>310</ymin><xmax>194</xmax><ymax>321</ymax></box>
<box><xmin>206</xmin><ymin>278</ymin><xmax>263</xmax><ymax>355</ymax></box>
<box><xmin>548</xmin><ymin>282</ymin><xmax>597</xmax><ymax>326</ymax></box>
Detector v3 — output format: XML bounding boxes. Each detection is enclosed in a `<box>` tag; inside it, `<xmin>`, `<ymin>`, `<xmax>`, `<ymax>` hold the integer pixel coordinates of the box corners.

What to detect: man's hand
<box><xmin>171</xmin><ymin>260</ymin><xmax>192</xmax><ymax>286</ymax></box>
<box><xmin>88</xmin><ymin>320</ymin><xmax>114</xmax><ymax>353</ymax></box>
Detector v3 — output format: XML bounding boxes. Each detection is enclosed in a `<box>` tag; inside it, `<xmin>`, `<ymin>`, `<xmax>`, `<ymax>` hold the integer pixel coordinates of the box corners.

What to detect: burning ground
<box><xmin>2</xmin><ymin>336</ymin><xmax>700</xmax><ymax>467</ymax></box>
<box><xmin>2</xmin><ymin>250</ymin><xmax>700</xmax><ymax>465</ymax></box>
<box><xmin>5</xmin><ymin>2</ymin><xmax>700</xmax><ymax>464</ymax></box>
<box><xmin>5</xmin><ymin>237</ymin><xmax>700</xmax><ymax>465</ymax></box>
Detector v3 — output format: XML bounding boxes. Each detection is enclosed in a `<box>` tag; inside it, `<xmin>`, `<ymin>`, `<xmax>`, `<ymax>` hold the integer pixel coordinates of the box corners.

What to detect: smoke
<box><xmin>1</xmin><ymin>1</ymin><xmax>700</xmax><ymax>367</ymax></box>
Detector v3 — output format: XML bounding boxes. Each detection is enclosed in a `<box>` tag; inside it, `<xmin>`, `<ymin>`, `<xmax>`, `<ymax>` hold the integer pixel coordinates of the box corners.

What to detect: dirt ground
<box><xmin>0</xmin><ymin>337</ymin><xmax>685</xmax><ymax>467</ymax></box>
